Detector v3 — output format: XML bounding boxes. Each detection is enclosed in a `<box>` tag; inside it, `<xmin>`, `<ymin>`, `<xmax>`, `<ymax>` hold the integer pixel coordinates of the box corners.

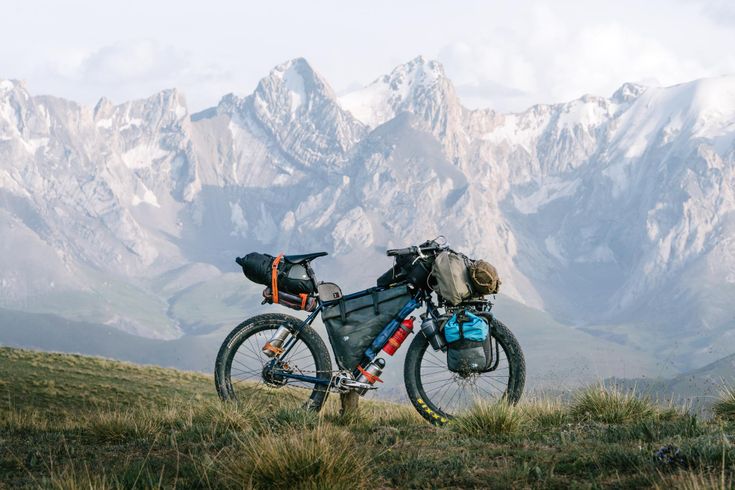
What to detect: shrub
<box><xmin>712</xmin><ymin>387</ymin><xmax>735</xmax><ymax>421</ymax></box>
<box><xmin>84</xmin><ymin>410</ymin><xmax>161</xmax><ymax>443</ymax></box>
<box><xmin>570</xmin><ymin>385</ymin><xmax>656</xmax><ymax>424</ymax></box>
<box><xmin>218</xmin><ymin>426</ymin><xmax>368</xmax><ymax>489</ymax></box>
<box><xmin>453</xmin><ymin>401</ymin><xmax>525</xmax><ymax>437</ymax></box>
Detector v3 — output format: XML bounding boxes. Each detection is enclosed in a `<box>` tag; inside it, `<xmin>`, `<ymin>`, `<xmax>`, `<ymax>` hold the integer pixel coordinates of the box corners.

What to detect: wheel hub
<box><xmin>262</xmin><ymin>360</ymin><xmax>289</xmax><ymax>386</ymax></box>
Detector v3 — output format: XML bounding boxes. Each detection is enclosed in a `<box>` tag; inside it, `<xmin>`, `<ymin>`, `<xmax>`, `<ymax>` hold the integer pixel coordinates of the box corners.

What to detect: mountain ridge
<box><xmin>1</xmin><ymin>57</ymin><xmax>734</xmax><ymax>374</ymax></box>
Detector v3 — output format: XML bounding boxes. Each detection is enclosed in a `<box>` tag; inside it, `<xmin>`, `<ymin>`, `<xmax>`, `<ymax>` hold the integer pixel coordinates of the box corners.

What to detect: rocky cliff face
<box><xmin>1</xmin><ymin>60</ymin><xmax>733</xmax><ymax>369</ymax></box>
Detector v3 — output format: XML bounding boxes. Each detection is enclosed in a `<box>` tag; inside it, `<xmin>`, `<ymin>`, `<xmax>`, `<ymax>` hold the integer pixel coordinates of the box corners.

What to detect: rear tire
<box><xmin>404</xmin><ymin>315</ymin><xmax>525</xmax><ymax>425</ymax></box>
<box><xmin>214</xmin><ymin>313</ymin><xmax>333</xmax><ymax>411</ymax></box>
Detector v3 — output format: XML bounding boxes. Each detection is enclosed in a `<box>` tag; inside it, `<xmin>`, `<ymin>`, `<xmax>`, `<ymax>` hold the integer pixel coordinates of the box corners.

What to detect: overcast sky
<box><xmin>1</xmin><ymin>0</ymin><xmax>734</xmax><ymax>112</ymax></box>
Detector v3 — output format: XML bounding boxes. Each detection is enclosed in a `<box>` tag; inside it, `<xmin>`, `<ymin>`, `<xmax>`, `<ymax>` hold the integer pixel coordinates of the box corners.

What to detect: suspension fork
<box><xmin>276</xmin><ymin>305</ymin><xmax>322</xmax><ymax>359</ymax></box>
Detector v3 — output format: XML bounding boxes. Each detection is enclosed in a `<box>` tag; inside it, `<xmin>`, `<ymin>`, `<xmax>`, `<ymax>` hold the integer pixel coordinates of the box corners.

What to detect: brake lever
<box><xmin>412</xmin><ymin>246</ymin><xmax>427</xmax><ymax>265</ymax></box>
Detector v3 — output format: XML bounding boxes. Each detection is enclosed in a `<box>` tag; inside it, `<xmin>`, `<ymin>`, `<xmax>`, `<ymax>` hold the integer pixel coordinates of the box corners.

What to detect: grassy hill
<box><xmin>1</xmin><ymin>347</ymin><xmax>734</xmax><ymax>489</ymax></box>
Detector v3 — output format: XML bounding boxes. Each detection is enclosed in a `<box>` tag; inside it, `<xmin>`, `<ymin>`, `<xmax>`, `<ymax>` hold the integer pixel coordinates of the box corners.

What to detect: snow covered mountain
<box><xmin>1</xmin><ymin>57</ymin><xmax>734</xmax><ymax>374</ymax></box>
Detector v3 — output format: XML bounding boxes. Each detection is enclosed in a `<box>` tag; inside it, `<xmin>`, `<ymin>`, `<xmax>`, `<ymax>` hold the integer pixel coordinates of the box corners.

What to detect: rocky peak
<box><xmin>612</xmin><ymin>82</ymin><xmax>647</xmax><ymax>104</ymax></box>
<box><xmin>244</xmin><ymin>58</ymin><xmax>365</xmax><ymax>167</ymax></box>
<box><xmin>339</xmin><ymin>57</ymin><xmax>468</xmax><ymax>164</ymax></box>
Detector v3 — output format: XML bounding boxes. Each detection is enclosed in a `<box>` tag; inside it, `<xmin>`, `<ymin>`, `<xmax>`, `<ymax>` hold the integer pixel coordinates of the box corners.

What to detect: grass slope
<box><xmin>1</xmin><ymin>347</ymin><xmax>734</xmax><ymax>489</ymax></box>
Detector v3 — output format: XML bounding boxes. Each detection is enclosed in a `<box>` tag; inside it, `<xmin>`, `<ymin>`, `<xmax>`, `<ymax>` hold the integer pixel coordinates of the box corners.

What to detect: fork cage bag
<box><xmin>444</xmin><ymin>311</ymin><xmax>493</xmax><ymax>373</ymax></box>
<box><xmin>321</xmin><ymin>285</ymin><xmax>412</xmax><ymax>370</ymax></box>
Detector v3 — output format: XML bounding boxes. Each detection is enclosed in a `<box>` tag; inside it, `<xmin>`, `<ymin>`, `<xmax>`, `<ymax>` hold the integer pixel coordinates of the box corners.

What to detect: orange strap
<box><xmin>271</xmin><ymin>253</ymin><xmax>283</xmax><ymax>304</ymax></box>
<box><xmin>299</xmin><ymin>293</ymin><xmax>308</xmax><ymax>310</ymax></box>
<box><xmin>357</xmin><ymin>364</ymin><xmax>383</xmax><ymax>384</ymax></box>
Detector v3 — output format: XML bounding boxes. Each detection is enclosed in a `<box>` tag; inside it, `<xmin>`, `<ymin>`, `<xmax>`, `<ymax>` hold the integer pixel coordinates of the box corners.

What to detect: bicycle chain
<box><xmin>266</xmin><ymin>360</ymin><xmax>355</xmax><ymax>393</ymax></box>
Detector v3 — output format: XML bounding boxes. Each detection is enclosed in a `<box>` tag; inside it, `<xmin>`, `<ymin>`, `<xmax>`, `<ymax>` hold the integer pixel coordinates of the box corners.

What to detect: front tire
<box><xmin>404</xmin><ymin>315</ymin><xmax>525</xmax><ymax>425</ymax></box>
<box><xmin>214</xmin><ymin>313</ymin><xmax>333</xmax><ymax>411</ymax></box>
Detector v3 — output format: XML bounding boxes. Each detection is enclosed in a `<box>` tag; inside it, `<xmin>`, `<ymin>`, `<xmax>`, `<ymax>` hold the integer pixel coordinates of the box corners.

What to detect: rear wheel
<box><xmin>404</xmin><ymin>315</ymin><xmax>525</xmax><ymax>425</ymax></box>
<box><xmin>214</xmin><ymin>313</ymin><xmax>333</xmax><ymax>411</ymax></box>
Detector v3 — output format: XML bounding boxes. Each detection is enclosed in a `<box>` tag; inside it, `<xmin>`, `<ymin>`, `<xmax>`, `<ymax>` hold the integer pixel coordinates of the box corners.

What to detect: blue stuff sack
<box><xmin>443</xmin><ymin>311</ymin><xmax>492</xmax><ymax>374</ymax></box>
<box><xmin>444</xmin><ymin>311</ymin><xmax>489</xmax><ymax>343</ymax></box>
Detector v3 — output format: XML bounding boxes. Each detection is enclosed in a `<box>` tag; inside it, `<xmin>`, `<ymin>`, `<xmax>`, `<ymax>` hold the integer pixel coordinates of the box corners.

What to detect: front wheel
<box><xmin>214</xmin><ymin>313</ymin><xmax>333</xmax><ymax>411</ymax></box>
<box><xmin>404</xmin><ymin>315</ymin><xmax>525</xmax><ymax>425</ymax></box>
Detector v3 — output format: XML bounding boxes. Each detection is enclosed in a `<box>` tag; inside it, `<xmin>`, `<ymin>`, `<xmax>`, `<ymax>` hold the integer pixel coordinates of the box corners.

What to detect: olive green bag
<box><xmin>430</xmin><ymin>251</ymin><xmax>474</xmax><ymax>306</ymax></box>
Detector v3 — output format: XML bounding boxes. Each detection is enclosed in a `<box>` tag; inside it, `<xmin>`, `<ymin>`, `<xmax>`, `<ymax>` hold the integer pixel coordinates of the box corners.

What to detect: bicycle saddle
<box><xmin>283</xmin><ymin>251</ymin><xmax>328</xmax><ymax>264</ymax></box>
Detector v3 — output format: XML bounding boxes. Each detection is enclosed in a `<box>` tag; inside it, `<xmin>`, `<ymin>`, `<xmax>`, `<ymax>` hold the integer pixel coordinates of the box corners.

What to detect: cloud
<box><xmin>36</xmin><ymin>39</ymin><xmax>236</xmax><ymax>110</ymax></box>
<box><xmin>691</xmin><ymin>0</ymin><xmax>735</xmax><ymax>26</ymax></box>
<box><xmin>437</xmin><ymin>4</ymin><xmax>732</xmax><ymax>112</ymax></box>
<box><xmin>77</xmin><ymin>39</ymin><xmax>188</xmax><ymax>84</ymax></box>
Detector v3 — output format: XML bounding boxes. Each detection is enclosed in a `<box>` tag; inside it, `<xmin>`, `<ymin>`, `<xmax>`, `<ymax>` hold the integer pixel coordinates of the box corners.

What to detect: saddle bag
<box><xmin>443</xmin><ymin>311</ymin><xmax>493</xmax><ymax>374</ymax></box>
<box><xmin>236</xmin><ymin>252</ymin><xmax>316</xmax><ymax>295</ymax></box>
<box><xmin>321</xmin><ymin>285</ymin><xmax>412</xmax><ymax>370</ymax></box>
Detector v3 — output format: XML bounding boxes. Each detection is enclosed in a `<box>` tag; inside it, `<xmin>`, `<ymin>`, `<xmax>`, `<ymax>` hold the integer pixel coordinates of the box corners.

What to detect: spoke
<box><xmin>478</xmin><ymin>375</ymin><xmax>508</xmax><ymax>393</ymax></box>
<box><xmin>436</xmin><ymin>382</ymin><xmax>457</xmax><ymax>408</ymax></box>
<box><xmin>420</xmin><ymin>376</ymin><xmax>458</xmax><ymax>386</ymax></box>
<box><xmin>232</xmin><ymin>357</ymin><xmax>260</xmax><ymax>373</ymax></box>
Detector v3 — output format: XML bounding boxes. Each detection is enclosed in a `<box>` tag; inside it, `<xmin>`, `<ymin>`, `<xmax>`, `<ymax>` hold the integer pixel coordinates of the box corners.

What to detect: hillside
<box><xmin>1</xmin><ymin>346</ymin><xmax>733</xmax><ymax>488</ymax></box>
<box><xmin>610</xmin><ymin>353</ymin><xmax>735</xmax><ymax>410</ymax></box>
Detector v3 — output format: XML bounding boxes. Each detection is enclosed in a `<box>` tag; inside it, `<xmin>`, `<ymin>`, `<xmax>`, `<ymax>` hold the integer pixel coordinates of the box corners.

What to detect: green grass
<box><xmin>1</xmin><ymin>346</ymin><xmax>734</xmax><ymax>489</ymax></box>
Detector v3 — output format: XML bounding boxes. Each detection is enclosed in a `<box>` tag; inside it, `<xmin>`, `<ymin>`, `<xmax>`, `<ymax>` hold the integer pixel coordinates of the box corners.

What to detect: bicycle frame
<box><xmin>271</xmin><ymin>285</ymin><xmax>438</xmax><ymax>387</ymax></box>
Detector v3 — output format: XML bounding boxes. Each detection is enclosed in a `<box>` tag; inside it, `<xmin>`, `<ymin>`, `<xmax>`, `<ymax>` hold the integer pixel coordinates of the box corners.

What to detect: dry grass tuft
<box><xmin>570</xmin><ymin>385</ymin><xmax>656</xmax><ymax>424</ymax></box>
<box><xmin>655</xmin><ymin>470</ymin><xmax>733</xmax><ymax>490</ymax></box>
<box><xmin>520</xmin><ymin>399</ymin><xmax>569</xmax><ymax>428</ymax></box>
<box><xmin>712</xmin><ymin>386</ymin><xmax>735</xmax><ymax>421</ymax></box>
<box><xmin>453</xmin><ymin>400</ymin><xmax>525</xmax><ymax>437</ymax></box>
<box><xmin>219</xmin><ymin>425</ymin><xmax>369</xmax><ymax>489</ymax></box>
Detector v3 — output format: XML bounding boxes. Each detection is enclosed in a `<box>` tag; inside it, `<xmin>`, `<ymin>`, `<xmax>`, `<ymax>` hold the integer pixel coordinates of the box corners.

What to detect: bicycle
<box><xmin>214</xmin><ymin>240</ymin><xmax>525</xmax><ymax>425</ymax></box>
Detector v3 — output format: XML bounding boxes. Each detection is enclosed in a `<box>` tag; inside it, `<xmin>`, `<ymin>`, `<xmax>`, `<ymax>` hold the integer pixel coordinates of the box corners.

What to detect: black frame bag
<box><xmin>321</xmin><ymin>285</ymin><xmax>412</xmax><ymax>370</ymax></box>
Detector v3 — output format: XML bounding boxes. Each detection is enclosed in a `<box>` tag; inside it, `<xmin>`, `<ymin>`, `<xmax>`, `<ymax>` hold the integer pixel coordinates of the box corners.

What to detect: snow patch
<box><xmin>229</xmin><ymin>201</ymin><xmax>248</xmax><ymax>236</ymax></box>
<box><xmin>120</xmin><ymin>118</ymin><xmax>143</xmax><ymax>130</ymax></box>
<box><xmin>21</xmin><ymin>137</ymin><xmax>49</xmax><ymax>154</ymax></box>
<box><xmin>513</xmin><ymin>178</ymin><xmax>579</xmax><ymax>214</ymax></box>
<box><xmin>332</xmin><ymin>207</ymin><xmax>373</xmax><ymax>254</ymax></box>
<box><xmin>96</xmin><ymin>118</ymin><xmax>113</xmax><ymax>129</ymax></box>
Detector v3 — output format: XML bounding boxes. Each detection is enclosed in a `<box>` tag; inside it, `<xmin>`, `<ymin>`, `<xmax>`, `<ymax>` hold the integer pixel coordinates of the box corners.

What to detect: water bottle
<box><xmin>355</xmin><ymin>358</ymin><xmax>385</xmax><ymax>395</ymax></box>
<box><xmin>420</xmin><ymin>314</ymin><xmax>446</xmax><ymax>351</ymax></box>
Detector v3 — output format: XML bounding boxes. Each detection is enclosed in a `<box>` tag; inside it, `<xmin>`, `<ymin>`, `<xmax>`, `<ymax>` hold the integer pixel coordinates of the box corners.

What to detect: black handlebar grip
<box><xmin>386</xmin><ymin>246</ymin><xmax>416</xmax><ymax>256</ymax></box>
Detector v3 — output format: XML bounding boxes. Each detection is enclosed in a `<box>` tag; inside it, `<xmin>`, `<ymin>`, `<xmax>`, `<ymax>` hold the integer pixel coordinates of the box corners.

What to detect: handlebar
<box><xmin>386</xmin><ymin>246</ymin><xmax>416</xmax><ymax>257</ymax></box>
<box><xmin>386</xmin><ymin>242</ymin><xmax>444</xmax><ymax>257</ymax></box>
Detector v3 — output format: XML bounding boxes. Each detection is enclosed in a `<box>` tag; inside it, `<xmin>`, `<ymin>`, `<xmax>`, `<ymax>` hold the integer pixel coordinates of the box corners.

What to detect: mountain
<box><xmin>609</xmin><ymin>352</ymin><xmax>735</xmax><ymax>411</ymax></box>
<box><xmin>1</xmin><ymin>58</ymin><xmax>734</xmax><ymax>378</ymax></box>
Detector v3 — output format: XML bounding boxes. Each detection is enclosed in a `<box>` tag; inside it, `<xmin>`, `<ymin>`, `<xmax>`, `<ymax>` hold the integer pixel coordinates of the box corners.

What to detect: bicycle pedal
<box><xmin>333</xmin><ymin>375</ymin><xmax>376</xmax><ymax>392</ymax></box>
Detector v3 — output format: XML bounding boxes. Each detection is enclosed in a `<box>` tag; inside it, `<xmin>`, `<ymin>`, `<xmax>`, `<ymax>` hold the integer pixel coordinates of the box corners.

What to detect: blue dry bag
<box><xmin>443</xmin><ymin>311</ymin><xmax>493</xmax><ymax>374</ymax></box>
